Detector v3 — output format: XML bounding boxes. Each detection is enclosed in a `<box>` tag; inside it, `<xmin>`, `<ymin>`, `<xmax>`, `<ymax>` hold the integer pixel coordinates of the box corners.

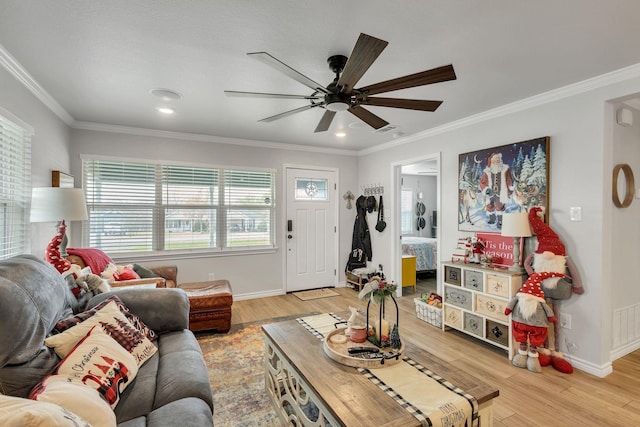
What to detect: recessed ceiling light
<box><xmin>335</xmin><ymin>131</ymin><xmax>346</xmax><ymax>138</ymax></box>
<box><xmin>150</xmin><ymin>88</ymin><xmax>182</xmax><ymax>101</ymax></box>
<box><xmin>157</xmin><ymin>107</ymin><xmax>175</xmax><ymax>114</ymax></box>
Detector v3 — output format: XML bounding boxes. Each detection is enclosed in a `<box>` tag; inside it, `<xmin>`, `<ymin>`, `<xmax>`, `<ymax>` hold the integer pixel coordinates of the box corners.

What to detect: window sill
<box><xmin>111</xmin><ymin>246</ymin><xmax>278</xmax><ymax>264</ymax></box>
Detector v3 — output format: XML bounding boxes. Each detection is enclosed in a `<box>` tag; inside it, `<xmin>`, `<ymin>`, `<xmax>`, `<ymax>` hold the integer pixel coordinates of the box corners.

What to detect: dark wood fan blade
<box><xmin>337</xmin><ymin>33</ymin><xmax>388</xmax><ymax>93</ymax></box>
<box><xmin>258</xmin><ymin>104</ymin><xmax>321</xmax><ymax>123</ymax></box>
<box><xmin>224</xmin><ymin>90</ymin><xmax>322</xmax><ymax>100</ymax></box>
<box><xmin>248</xmin><ymin>52</ymin><xmax>328</xmax><ymax>94</ymax></box>
<box><xmin>348</xmin><ymin>105</ymin><xmax>389</xmax><ymax>130</ymax></box>
<box><xmin>360</xmin><ymin>97</ymin><xmax>443</xmax><ymax>111</ymax></box>
<box><xmin>358</xmin><ymin>64</ymin><xmax>456</xmax><ymax>96</ymax></box>
<box><xmin>314</xmin><ymin>110</ymin><xmax>336</xmax><ymax>133</ymax></box>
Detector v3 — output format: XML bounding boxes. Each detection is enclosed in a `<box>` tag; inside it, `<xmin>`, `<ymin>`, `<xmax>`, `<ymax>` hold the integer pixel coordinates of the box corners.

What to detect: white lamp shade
<box><xmin>500</xmin><ymin>212</ymin><xmax>532</xmax><ymax>237</ymax></box>
<box><xmin>30</xmin><ymin>187</ymin><xmax>89</xmax><ymax>223</ymax></box>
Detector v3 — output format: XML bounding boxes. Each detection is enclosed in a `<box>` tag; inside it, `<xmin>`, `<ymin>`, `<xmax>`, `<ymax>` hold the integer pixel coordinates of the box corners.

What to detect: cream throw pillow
<box><xmin>45</xmin><ymin>300</ymin><xmax>157</xmax><ymax>365</ymax></box>
<box><xmin>48</xmin><ymin>326</ymin><xmax>139</xmax><ymax>409</ymax></box>
<box><xmin>29</xmin><ymin>375</ymin><xmax>115</xmax><ymax>427</ymax></box>
<box><xmin>0</xmin><ymin>394</ymin><xmax>93</xmax><ymax>427</ymax></box>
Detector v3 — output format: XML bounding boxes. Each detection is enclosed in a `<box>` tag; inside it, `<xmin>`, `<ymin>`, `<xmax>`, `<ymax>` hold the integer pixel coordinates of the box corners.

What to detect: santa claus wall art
<box><xmin>458</xmin><ymin>136</ymin><xmax>550</xmax><ymax>233</ymax></box>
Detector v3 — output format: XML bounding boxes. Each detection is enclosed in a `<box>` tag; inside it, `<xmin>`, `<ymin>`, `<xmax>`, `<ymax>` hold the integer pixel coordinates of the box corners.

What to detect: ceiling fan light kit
<box><xmin>325</xmin><ymin>93</ymin><xmax>351</xmax><ymax>112</ymax></box>
<box><xmin>225</xmin><ymin>33</ymin><xmax>456</xmax><ymax>134</ymax></box>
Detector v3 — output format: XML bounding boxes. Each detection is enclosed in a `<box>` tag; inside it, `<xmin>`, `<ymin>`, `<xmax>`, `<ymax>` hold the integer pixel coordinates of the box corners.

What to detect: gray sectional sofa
<box><xmin>0</xmin><ymin>255</ymin><xmax>214</xmax><ymax>426</ymax></box>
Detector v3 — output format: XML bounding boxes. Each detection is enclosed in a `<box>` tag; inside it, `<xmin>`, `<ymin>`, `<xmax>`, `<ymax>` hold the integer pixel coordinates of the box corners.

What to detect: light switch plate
<box><xmin>569</xmin><ymin>207</ymin><xmax>582</xmax><ymax>221</ymax></box>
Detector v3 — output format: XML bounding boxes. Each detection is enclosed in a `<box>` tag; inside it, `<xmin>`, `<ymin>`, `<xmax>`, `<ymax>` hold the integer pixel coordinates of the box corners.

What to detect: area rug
<box><xmin>196</xmin><ymin>313</ymin><xmax>320</xmax><ymax>427</ymax></box>
<box><xmin>292</xmin><ymin>287</ymin><xmax>340</xmax><ymax>301</ymax></box>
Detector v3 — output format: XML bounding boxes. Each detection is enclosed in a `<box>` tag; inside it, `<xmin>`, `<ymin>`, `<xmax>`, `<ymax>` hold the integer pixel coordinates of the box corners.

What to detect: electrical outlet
<box><xmin>560</xmin><ymin>313</ymin><xmax>571</xmax><ymax>329</ymax></box>
<box><xmin>208</xmin><ymin>273</ymin><xmax>215</xmax><ymax>281</ymax></box>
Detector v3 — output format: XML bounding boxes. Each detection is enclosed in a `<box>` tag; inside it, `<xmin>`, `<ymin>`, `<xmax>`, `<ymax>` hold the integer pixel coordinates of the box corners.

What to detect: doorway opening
<box><xmin>393</xmin><ymin>154</ymin><xmax>441</xmax><ymax>298</ymax></box>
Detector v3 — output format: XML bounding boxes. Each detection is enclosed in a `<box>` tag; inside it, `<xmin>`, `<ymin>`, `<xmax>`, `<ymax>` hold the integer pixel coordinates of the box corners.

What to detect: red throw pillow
<box><xmin>113</xmin><ymin>267</ymin><xmax>140</xmax><ymax>281</ymax></box>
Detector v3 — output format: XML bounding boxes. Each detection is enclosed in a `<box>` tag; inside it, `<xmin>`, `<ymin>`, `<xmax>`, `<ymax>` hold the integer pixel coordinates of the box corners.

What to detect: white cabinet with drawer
<box><xmin>441</xmin><ymin>261</ymin><xmax>523</xmax><ymax>359</ymax></box>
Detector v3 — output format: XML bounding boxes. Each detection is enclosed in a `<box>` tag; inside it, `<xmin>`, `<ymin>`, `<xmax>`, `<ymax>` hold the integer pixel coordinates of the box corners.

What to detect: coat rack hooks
<box><xmin>362</xmin><ymin>183</ymin><xmax>384</xmax><ymax>196</ymax></box>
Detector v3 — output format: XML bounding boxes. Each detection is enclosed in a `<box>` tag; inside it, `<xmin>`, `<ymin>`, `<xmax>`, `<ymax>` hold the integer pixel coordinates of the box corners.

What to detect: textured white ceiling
<box><xmin>2</xmin><ymin>0</ymin><xmax>640</xmax><ymax>152</ymax></box>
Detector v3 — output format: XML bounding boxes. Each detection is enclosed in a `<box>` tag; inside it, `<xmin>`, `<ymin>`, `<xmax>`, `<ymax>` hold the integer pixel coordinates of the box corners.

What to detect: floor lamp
<box><xmin>30</xmin><ymin>187</ymin><xmax>89</xmax><ymax>256</ymax></box>
<box><xmin>501</xmin><ymin>212</ymin><xmax>532</xmax><ymax>273</ymax></box>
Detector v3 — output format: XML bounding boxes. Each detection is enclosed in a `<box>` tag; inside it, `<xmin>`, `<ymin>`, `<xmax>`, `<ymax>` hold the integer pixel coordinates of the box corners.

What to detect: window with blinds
<box><xmin>0</xmin><ymin>113</ymin><xmax>32</xmax><ymax>260</ymax></box>
<box><xmin>82</xmin><ymin>159</ymin><xmax>275</xmax><ymax>254</ymax></box>
<box><xmin>401</xmin><ymin>188</ymin><xmax>413</xmax><ymax>235</ymax></box>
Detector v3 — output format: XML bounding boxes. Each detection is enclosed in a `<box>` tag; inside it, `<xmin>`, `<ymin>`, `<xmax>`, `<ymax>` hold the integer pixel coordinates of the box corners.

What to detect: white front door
<box><xmin>285</xmin><ymin>167</ymin><xmax>337</xmax><ymax>292</ymax></box>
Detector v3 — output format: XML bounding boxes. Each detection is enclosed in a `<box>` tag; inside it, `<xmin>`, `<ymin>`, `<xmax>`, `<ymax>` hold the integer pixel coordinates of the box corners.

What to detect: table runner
<box><xmin>297</xmin><ymin>313</ymin><xmax>478</xmax><ymax>427</ymax></box>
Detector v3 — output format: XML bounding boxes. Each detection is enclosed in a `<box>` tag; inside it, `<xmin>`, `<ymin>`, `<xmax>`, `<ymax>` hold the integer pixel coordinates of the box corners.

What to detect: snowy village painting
<box><xmin>458</xmin><ymin>136</ymin><xmax>549</xmax><ymax>233</ymax></box>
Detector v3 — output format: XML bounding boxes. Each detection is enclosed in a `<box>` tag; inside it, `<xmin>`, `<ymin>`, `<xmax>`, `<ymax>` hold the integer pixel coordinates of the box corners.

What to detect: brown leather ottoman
<box><xmin>178</xmin><ymin>280</ymin><xmax>233</xmax><ymax>333</ymax></box>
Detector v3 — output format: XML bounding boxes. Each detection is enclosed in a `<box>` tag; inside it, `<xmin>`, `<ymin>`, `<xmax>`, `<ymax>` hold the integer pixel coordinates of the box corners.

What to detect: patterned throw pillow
<box><xmin>0</xmin><ymin>394</ymin><xmax>95</xmax><ymax>427</ymax></box>
<box><xmin>55</xmin><ymin>294</ymin><xmax>158</xmax><ymax>342</ymax></box>
<box><xmin>40</xmin><ymin>326</ymin><xmax>138</xmax><ymax>410</ymax></box>
<box><xmin>46</xmin><ymin>300</ymin><xmax>157</xmax><ymax>366</ymax></box>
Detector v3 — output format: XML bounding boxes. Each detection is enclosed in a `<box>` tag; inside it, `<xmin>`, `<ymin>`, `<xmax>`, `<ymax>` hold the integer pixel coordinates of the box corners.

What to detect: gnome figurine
<box><xmin>505</xmin><ymin>275</ymin><xmax>559</xmax><ymax>373</ymax></box>
<box><xmin>523</xmin><ymin>207</ymin><xmax>583</xmax><ymax>374</ymax></box>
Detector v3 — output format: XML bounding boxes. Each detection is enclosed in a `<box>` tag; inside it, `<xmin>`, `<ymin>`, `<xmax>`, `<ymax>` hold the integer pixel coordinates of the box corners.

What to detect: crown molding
<box><xmin>0</xmin><ymin>43</ymin><xmax>74</xmax><ymax>125</ymax></box>
<box><xmin>360</xmin><ymin>62</ymin><xmax>640</xmax><ymax>156</ymax></box>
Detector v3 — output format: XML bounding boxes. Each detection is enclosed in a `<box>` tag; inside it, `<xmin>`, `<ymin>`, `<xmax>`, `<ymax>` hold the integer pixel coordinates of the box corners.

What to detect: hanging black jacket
<box><xmin>351</xmin><ymin>195</ymin><xmax>372</xmax><ymax>261</ymax></box>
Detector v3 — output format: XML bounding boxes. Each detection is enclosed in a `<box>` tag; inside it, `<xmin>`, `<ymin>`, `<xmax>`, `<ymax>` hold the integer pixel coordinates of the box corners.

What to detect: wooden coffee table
<box><xmin>262</xmin><ymin>319</ymin><xmax>498</xmax><ymax>426</ymax></box>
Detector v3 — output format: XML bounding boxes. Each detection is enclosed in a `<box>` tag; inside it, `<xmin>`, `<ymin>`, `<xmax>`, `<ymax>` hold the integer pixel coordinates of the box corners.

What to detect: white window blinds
<box><xmin>82</xmin><ymin>159</ymin><xmax>275</xmax><ymax>254</ymax></box>
<box><xmin>401</xmin><ymin>188</ymin><xmax>413</xmax><ymax>235</ymax></box>
<box><xmin>0</xmin><ymin>113</ymin><xmax>32</xmax><ymax>259</ymax></box>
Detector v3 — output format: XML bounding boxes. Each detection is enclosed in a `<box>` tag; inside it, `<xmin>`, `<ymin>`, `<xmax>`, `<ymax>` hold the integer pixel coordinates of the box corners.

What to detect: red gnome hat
<box><xmin>517</xmin><ymin>275</ymin><xmax>547</xmax><ymax>302</ymax></box>
<box><xmin>528</xmin><ymin>207</ymin><xmax>565</xmax><ymax>256</ymax></box>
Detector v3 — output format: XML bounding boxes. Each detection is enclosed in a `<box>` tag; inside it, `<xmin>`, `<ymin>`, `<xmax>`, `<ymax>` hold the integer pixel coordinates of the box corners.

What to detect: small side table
<box><xmin>402</xmin><ymin>255</ymin><xmax>417</xmax><ymax>293</ymax></box>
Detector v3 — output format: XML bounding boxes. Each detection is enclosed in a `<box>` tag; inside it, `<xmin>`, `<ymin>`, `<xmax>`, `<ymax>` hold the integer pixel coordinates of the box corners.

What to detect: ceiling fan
<box><xmin>224</xmin><ymin>33</ymin><xmax>456</xmax><ymax>133</ymax></box>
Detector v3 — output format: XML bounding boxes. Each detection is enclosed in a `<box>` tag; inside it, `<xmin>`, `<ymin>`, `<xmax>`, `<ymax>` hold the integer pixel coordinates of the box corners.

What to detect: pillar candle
<box><xmin>376</xmin><ymin>319</ymin><xmax>389</xmax><ymax>342</ymax></box>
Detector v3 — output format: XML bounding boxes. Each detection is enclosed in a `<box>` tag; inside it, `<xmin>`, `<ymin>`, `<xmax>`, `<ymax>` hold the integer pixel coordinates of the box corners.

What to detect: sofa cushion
<box><xmin>154</xmin><ymin>331</ymin><xmax>214</xmax><ymax>410</ymax></box>
<box><xmin>45</xmin><ymin>300</ymin><xmax>157</xmax><ymax>366</ymax></box>
<box><xmin>146</xmin><ymin>398</ymin><xmax>214</xmax><ymax>427</ymax></box>
<box><xmin>0</xmin><ymin>255</ymin><xmax>76</xmax><ymax>367</ymax></box>
<box><xmin>113</xmin><ymin>330</ymin><xmax>214</xmax><ymax>423</ymax></box>
<box><xmin>29</xmin><ymin>375</ymin><xmax>116</xmax><ymax>427</ymax></box>
<box><xmin>0</xmin><ymin>394</ymin><xmax>93</xmax><ymax>427</ymax></box>
<box><xmin>55</xmin><ymin>294</ymin><xmax>158</xmax><ymax>342</ymax></box>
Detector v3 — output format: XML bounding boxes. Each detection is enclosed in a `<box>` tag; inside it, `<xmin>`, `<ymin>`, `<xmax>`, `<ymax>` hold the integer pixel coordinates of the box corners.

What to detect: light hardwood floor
<box><xmin>231</xmin><ymin>286</ymin><xmax>640</xmax><ymax>427</ymax></box>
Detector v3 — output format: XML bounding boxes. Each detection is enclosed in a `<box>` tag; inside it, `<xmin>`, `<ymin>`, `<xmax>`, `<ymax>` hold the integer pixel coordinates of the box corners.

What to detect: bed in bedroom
<box><xmin>401</xmin><ymin>236</ymin><xmax>438</xmax><ymax>274</ymax></box>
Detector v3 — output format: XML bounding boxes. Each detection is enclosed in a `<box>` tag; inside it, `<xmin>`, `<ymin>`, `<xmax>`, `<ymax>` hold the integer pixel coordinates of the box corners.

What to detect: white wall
<box><xmin>0</xmin><ymin>65</ymin><xmax>72</xmax><ymax>254</ymax></box>
<box><xmin>357</xmin><ymin>69</ymin><xmax>640</xmax><ymax>376</ymax></box>
<box><xmin>69</xmin><ymin>128</ymin><xmax>359</xmax><ymax>299</ymax></box>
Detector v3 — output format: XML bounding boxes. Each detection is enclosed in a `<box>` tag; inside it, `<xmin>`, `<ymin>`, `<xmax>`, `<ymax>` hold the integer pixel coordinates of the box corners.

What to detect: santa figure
<box><xmin>505</xmin><ymin>274</ymin><xmax>559</xmax><ymax>373</ymax></box>
<box><xmin>479</xmin><ymin>152</ymin><xmax>514</xmax><ymax>228</ymax></box>
<box><xmin>523</xmin><ymin>206</ymin><xmax>584</xmax><ymax>374</ymax></box>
